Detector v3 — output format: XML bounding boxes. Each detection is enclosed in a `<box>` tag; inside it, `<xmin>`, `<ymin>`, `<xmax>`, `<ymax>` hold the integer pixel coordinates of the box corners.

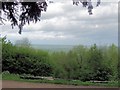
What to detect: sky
<box><xmin>0</xmin><ymin>0</ymin><xmax>118</xmax><ymax>45</ymax></box>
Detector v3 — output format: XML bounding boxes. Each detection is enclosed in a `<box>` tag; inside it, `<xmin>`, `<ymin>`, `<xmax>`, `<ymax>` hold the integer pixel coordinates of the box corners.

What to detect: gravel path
<box><xmin>2</xmin><ymin>80</ymin><xmax>111</xmax><ymax>88</ymax></box>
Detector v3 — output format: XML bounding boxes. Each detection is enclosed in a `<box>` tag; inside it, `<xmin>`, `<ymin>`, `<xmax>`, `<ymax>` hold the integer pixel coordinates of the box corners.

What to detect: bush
<box><xmin>2</xmin><ymin>37</ymin><xmax>52</xmax><ymax>76</ymax></box>
<box><xmin>93</xmin><ymin>67</ymin><xmax>112</xmax><ymax>81</ymax></box>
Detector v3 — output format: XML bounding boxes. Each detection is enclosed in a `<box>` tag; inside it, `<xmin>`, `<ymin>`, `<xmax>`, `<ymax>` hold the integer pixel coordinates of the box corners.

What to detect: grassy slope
<box><xmin>1</xmin><ymin>73</ymin><xmax>119</xmax><ymax>87</ymax></box>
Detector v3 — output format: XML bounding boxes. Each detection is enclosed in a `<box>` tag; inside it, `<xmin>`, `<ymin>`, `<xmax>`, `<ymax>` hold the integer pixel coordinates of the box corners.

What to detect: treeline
<box><xmin>2</xmin><ymin>37</ymin><xmax>118</xmax><ymax>81</ymax></box>
<box><xmin>50</xmin><ymin>45</ymin><xmax>118</xmax><ymax>81</ymax></box>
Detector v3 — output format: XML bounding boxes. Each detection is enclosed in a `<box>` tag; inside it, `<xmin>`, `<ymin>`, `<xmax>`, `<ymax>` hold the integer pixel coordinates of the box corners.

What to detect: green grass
<box><xmin>2</xmin><ymin>73</ymin><xmax>119</xmax><ymax>87</ymax></box>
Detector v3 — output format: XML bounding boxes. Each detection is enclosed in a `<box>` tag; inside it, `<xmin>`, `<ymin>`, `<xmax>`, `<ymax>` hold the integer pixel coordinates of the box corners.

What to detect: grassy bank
<box><xmin>2</xmin><ymin>73</ymin><xmax>118</xmax><ymax>87</ymax></box>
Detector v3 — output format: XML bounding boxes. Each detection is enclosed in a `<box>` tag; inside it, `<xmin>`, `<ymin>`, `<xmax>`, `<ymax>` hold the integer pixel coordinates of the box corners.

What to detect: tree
<box><xmin>73</xmin><ymin>0</ymin><xmax>101</xmax><ymax>15</ymax></box>
<box><xmin>15</xmin><ymin>38</ymin><xmax>31</xmax><ymax>47</ymax></box>
<box><xmin>0</xmin><ymin>0</ymin><xmax>101</xmax><ymax>34</ymax></box>
<box><xmin>87</xmin><ymin>44</ymin><xmax>112</xmax><ymax>81</ymax></box>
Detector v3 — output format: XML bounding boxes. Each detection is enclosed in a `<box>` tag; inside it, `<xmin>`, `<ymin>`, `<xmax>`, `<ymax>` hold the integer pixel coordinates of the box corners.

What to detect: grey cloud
<box><xmin>0</xmin><ymin>1</ymin><xmax>118</xmax><ymax>45</ymax></box>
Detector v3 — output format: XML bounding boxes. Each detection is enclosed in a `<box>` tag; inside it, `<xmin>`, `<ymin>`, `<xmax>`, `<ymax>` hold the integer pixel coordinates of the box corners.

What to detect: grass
<box><xmin>2</xmin><ymin>73</ymin><xmax>119</xmax><ymax>87</ymax></box>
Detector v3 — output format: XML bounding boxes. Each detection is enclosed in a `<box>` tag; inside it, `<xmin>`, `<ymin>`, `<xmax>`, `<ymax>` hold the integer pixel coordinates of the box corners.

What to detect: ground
<box><xmin>2</xmin><ymin>80</ymin><xmax>112</xmax><ymax>88</ymax></box>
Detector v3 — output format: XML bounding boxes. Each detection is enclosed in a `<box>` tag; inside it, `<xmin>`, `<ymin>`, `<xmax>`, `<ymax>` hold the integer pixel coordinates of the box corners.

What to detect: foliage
<box><xmin>73</xmin><ymin>0</ymin><xmax>101</xmax><ymax>15</ymax></box>
<box><xmin>15</xmin><ymin>38</ymin><xmax>31</xmax><ymax>47</ymax></box>
<box><xmin>2</xmin><ymin>37</ymin><xmax>53</xmax><ymax>76</ymax></box>
<box><xmin>1</xmin><ymin>1</ymin><xmax>47</xmax><ymax>34</ymax></box>
<box><xmin>0</xmin><ymin>0</ymin><xmax>101</xmax><ymax>34</ymax></box>
<box><xmin>50</xmin><ymin>44</ymin><xmax>118</xmax><ymax>81</ymax></box>
<box><xmin>2</xmin><ymin>37</ymin><xmax>118</xmax><ymax>82</ymax></box>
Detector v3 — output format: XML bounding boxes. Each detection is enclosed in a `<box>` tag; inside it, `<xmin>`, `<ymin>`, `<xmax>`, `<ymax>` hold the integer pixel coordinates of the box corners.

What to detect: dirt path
<box><xmin>2</xmin><ymin>80</ymin><xmax>110</xmax><ymax>88</ymax></box>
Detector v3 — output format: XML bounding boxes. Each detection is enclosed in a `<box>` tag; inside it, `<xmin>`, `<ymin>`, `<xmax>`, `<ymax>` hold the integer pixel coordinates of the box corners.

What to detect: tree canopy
<box><xmin>0</xmin><ymin>0</ymin><xmax>101</xmax><ymax>34</ymax></box>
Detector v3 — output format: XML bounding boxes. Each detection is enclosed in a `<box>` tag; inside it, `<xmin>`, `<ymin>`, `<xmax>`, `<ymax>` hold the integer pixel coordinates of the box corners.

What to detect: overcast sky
<box><xmin>0</xmin><ymin>1</ymin><xmax>118</xmax><ymax>45</ymax></box>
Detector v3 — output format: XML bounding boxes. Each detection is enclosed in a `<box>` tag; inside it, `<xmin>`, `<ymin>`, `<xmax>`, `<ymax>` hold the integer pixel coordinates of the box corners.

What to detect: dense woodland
<box><xmin>1</xmin><ymin>37</ymin><xmax>118</xmax><ymax>81</ymax></box>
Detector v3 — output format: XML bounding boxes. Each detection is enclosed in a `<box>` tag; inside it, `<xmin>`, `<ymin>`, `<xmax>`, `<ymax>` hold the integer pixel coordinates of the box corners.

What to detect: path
<box><xmin>2</xmin><ymin>80</ymin><xmax>114</xmax><ymax>88</ymax></box>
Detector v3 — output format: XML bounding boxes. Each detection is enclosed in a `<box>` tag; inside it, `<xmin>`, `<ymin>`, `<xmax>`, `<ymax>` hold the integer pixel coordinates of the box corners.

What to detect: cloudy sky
<box><xmin>0</xmin><ymin>0</ymin><xmax>118</xmax><ymax>45</ymax></box>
